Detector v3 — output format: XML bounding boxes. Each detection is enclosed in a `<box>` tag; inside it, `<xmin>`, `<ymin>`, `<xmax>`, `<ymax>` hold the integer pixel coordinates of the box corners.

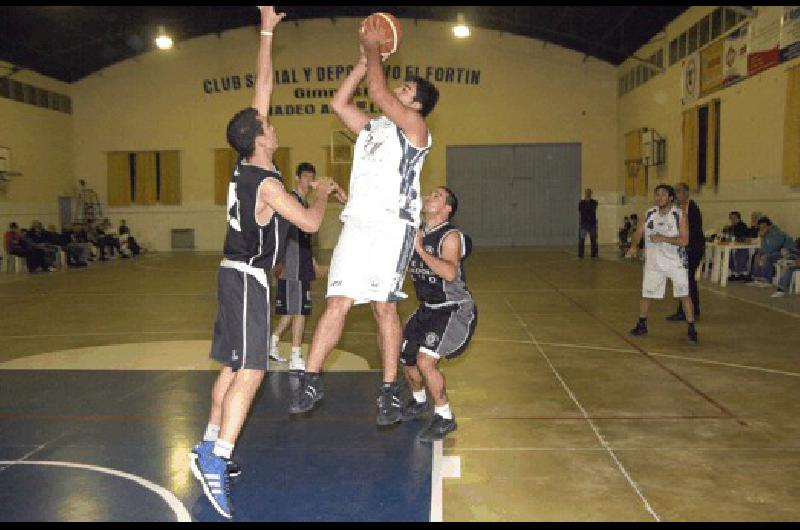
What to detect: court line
<box><xmin>0</xmin><ymin>460</ymin><xmax>191</xmax><ymax>522</ymax></box>
<box><xmin>445</xmin><ymin>447</ymin><xmax>800</xmax><ymax>452</ymax></box>
<box><xmin>700</xmin><ymin>285</ymin><xmax>800</xmax><ymax>320</ymax></box>
<box><xmin>504</xmin><ymin>298</ymin><xmax>661</xmax><ymax>522</ymax></box>
<box><xmin>535</xmin><ymin>281</ymin><xmax>750</xmax><ymax>427</ymax></box>
<box><xmin>0</xmin><ymin>433</ymin><xmax>64</xmax><ymax>474</ymax></box>
<box><xmin>430</xmin><ymin>440</ymin><xmax>444</xmax><ymax>522</ymax></box>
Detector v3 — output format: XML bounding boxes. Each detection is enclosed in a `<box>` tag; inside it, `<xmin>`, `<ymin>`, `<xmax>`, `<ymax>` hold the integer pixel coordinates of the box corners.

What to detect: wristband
<box><xmin>260</xmin><ymin>30</ymin><xmax>273</xmax><ymax>36</ymax></box>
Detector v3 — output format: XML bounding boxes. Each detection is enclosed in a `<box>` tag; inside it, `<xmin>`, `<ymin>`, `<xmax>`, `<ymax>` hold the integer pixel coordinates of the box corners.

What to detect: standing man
<box><xmin>578</xmin><ymin>188</ymin><xmax>599</xmax><ymax>260</ymax></box>
<box><xmin>189</xmin><ymin>7</ymin><xmax>345</xmax><ymax>519</ymax></box>
<box><xmin>626</xmin><ymin>184</ymin><xmax>698</xmax><ymax>345</ymax></box>
<box><xmin>289</xmin><ymin>19</ymin><xmax>440</xmax><ymax>425</ymax></box>
<box><xmin>399</xmin><ymin>187</ymin><xmax>477</xmax><ymax>442</ymax></box>
<box><xmin>666</xmin><ymin>182</ymin><xmax>704</xmax><ymax>321</ymax></box>
<box><xmin>270</xmin><ymin>162</ymin><xmax>326</xmax><ymax>371</ymax></box>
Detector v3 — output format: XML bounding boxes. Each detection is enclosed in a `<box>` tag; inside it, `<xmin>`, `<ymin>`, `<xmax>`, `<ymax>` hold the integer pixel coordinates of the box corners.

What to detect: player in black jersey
<box><xmin>270</xmin><ymin>162</ymin><xmax>327</xmax><ymax>371</ymax></box>
<box><xmin>400</xmin><ymin>187</ymin><xmax>477</xmax><ymax>441</ymax></box>
<box><xmin>190</xmin><ymin>7</ymin><xmax>345</xmax><ymax>519</ymax></box>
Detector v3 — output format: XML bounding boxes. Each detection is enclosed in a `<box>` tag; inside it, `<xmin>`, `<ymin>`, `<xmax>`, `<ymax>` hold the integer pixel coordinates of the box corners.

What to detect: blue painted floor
<box><xmin>0</xmin><ymin>371</ymin><xmax>433</xmax><ymax>521</ymax></box>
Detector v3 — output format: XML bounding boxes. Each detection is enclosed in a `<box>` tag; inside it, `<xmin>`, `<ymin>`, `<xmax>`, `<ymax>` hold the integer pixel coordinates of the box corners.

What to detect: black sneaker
<box><xmin>665</xmin><ymin>312</ymin><xmax>686</xmax><ymax>322</ymax></box>
<box><xmin>376</xmin><ymin>384</ymin><xmax>402</xmax><ymax>426</ymax></box>
<box><xmin>289</xmin><ymin>372</ymin><xmax>324</xmax><ymax>414</ymax></box>
<box><xmin>400</xmin><ymin>399</ymin><xmax>430</xmax><ymax>422</ymax></box>
<box><xmin>629</xmin><ymin>321</ymin><xmax>648</xmax><ymax>336</ymax></box>
<box><xmin>418</xmin><ymin>413</ymin><xmax>458</xmax><ymax>442</ymax></box>
<box><xmin>688</xmin><ymin>327</ymin><xmax>698</xmax><ymax>345</ymax></box>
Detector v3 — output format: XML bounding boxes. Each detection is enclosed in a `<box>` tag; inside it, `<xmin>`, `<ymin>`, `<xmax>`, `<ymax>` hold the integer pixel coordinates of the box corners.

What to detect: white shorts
<box><xmin>327</xmin><ymin>219</ymin><xmax>417</xmax><ymax>305</ymax></box>
<box><xmin>642</xmin><ymin>263</ymin><xmax>689</xmax><ymax>299</ymax></box>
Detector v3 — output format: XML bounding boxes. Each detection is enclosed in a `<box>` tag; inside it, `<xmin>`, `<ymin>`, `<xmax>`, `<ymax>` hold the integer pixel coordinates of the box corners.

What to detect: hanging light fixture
<box><xmin>155</xmin><ymin>25</ymin><xmax>173</xmax><ymax>50</ymax></box>
<box><xmin>453</xmin><ymin>13</ymin><xmax>470</xmax><ymax>38</ymax></box>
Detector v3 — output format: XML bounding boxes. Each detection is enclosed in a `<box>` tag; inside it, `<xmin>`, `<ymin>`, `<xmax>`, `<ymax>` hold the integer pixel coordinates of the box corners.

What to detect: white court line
<box><xmin>700</xmin><ymin>285</ymin><xmax>800</xmax><ymax>320</ymax></box>
<box><xmin>430</xmin><ymin>440</ymin><xmax>444</xmax><ymax>522</ymax></box>
<box><xmin>445</xmin><ymin>447</ymin><xmax>800</xmax><ymax>452</ymax></box>
<box><xmin>504</xmin><ymin>298</ymin><xmax>661</xmax><ymax>522</ymax></box>
<box><xmin>0</xmin><ymin>460</ymin><xmax>191</xmax><ymax>522</ymax></box>
<box><xmin>0</xmin><ymin>433</ymin><xmax>64</xmax><ymax>474</ymax></box>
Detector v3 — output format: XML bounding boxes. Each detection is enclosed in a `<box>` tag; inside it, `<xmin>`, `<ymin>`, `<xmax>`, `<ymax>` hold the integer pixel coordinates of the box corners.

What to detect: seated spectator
<box><xmin>746</xmin><ymin>211</ymin><xmax>763</xmax><ymax>239</ymax></box>
<box><xmin>94</xmin><ymin>218</ymin><xmax>123</xmax><ymax>261</ymax></box>
<box><xmin>20</xmin><ymin>222</ymin><xmax>56</xmax><ymax>273</ymax></box>
<box><xmin>747</xmin><ymin>217</ymin><xmax>795</xmax><ymax>287</ymax></box>
<box><xmin>4</xmin><ymin>223</ymin><xmax>28</xmax><ymax>270</ymax></box>
<box><xmin>118</xmin><ymin>219</ymin><xmax>142</xmax><ymax>256</ymax></box>
<box><xmin>726</xmin><ymin>211</ymin><xmax>752</xmax><ymax>281</ymax></box>
<box><xmin>62</xmin><ymin>223</ymin><xmax>91</xmax><ymax>267</ymax></box>
<box><xmin>618</xmin><ymin>216</ymin><xmax>632</xmax><ymax>256</ymax></box>
<box><xmin>771</xmin><ymin>239</ymin><xmax>800</xmax><ymax>298</ymax></box>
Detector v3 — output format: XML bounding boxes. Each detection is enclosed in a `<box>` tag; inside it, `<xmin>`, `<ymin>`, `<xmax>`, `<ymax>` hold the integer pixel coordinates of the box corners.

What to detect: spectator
<box><xmin>95</xmin><ymin>218</ymin><xmax>123</xmax><ymax>260</ymax></box>
<box><xmin>118</xmin><ymin>219</ymin><xmax>142</xmax><ymax>256</ymax></box>
<box><xmin>746</xmin><ymin>211</ymin><xmax>763</xmax><ymax>239</ymax></box>
<box><xmin>4</xmin><ymin>222</ymin><xmax>29</xmax><ymax>270</ymax></box>
<box><xmin>726</xmin><ymin>211</ymin><xmax>752</xmax><ymax>281</ymax></box>
<box><xmin>770</xmin><ymin>239</ymin><xmax>800</xmax><ymax>298</ymax></box>
<box><xmin>26</xmin><ymin>221</ymin><xmax>59</xmax><ymax>272</ymax></box>
<box><xmin>747</xmin><ymin>217</ymin><xmax>795</xmax><ymax>287</ymax></box>
<box><xmin>618</xmin><ymin>216</ymin><xmax>632</xmax><ymax>256</ymax></box>
<box><xmin>577</xmin><ymin>188</ymin><xmax>598</xmax><ymax>259</ymax></box>
<box><xmin>62</xmin><ymin>223</ymin><xmax>91</xmax><ymax>267</ymax></box>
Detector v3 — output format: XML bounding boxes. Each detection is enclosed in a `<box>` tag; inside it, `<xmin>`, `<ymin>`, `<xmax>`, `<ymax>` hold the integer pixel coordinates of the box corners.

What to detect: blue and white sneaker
<box><xmin>196</xmin><ymin>452</ymin><xmax>233</xmax><ymax>519</ymax></box>
<box><xmin>190</xmin><ymin>441</ymin><xmax>242</xmax><ymax>479</ymax></box>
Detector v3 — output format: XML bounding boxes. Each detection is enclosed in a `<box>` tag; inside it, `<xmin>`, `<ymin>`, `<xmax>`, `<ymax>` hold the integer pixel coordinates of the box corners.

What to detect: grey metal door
<box><xmin>58</xmin><ymin>196</ymin><xmax>73</xmax><ymax>230</ymax></box>
<box><xmin>447</xmin><ymin>144</ymin><xmax>581</xmax><ymax>247</ymax></box>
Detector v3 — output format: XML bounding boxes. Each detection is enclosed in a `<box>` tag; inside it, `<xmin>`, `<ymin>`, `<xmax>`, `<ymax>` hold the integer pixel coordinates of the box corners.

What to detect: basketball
<box><xmin>360</xmin><ymin>12</ymin><xmax>403</xmax><ymax>60</ymax></box>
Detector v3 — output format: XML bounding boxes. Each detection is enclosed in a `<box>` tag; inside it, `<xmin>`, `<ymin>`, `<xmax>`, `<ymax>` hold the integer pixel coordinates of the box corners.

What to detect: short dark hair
<box><xmin>407</xmin><ymin>76</ymin><xmax>439</xmax><ymax>117</ymax></box>
<box><xmin>675</xmin><ymin>182</ymin><xmax>689</xmax><ymax>193</ymax></box>
<box><xmin>757</xmin><ymin>216</ymin><xmax>772</xmax><ymax>226</ymax></box>
<box><xmin>441</xmin><ymin>186</ymin><xmax>458</xmax><ymax>219</ymax></box>
<box><xmin>9</xmin><ymin>222</ymin><xmax>18</xmax><ymax>229</ymax></box>
<box><xmin>730</xmin><ymin>211</ymin><xmax>741</xmax><ymax>219</ymax></box>
<box><xmin>654</xmin><ymin>184</ymin><xmax>676</xmax><ymax>199</ymax></box>
<box><xmin>226</xmin><ymin>107</ymin><xmax>263</xmax><ymax>159</ymax></box>
<box><xmin>296</xmin><ymin>162</ymin><xmax>316</xmax><ymax>176</ymax></box>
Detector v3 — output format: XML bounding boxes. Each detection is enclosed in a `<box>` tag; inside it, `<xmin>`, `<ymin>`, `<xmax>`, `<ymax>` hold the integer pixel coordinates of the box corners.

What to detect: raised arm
<box><xmin>331</xmin><ymin>48</ymin><xmax>372</xmax><ymax>135</ymax></box>
<box><xmin>360</xmin><ymin>19</ymin><xmax>427</xmax><ymax>147</ymax></box>
<box><xmin>252</xmin><ymin>6</ymin><xmax>286</xmax><ymax>116</ymax></box>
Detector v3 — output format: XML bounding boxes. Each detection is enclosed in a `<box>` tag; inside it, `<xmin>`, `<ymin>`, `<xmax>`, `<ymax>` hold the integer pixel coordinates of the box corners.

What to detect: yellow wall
<box><xmin>0</xmin><ymin>63</ymin><xmax>74</xmax><ymax>232</ymax></box>
<box><xmin>618</xmin><ymin>7</ymin><xmax>800</xmax><ymax>237</ymax></box>
<box><xmin>71</xmin><ymin>18</ymin><xmax>619</xmax><ymax>250</ymax></box>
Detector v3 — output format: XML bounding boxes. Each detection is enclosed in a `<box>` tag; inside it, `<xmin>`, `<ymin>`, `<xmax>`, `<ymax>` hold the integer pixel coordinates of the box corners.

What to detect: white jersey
<box><xmin>643</xmin><ymin>206</ymin><xmax>688</xmax><ymax>270</ymax></box>
<box><xmin>341</xmin><ymin>116</ymin><xmax>432</xmax><ymax>226</ymax></box>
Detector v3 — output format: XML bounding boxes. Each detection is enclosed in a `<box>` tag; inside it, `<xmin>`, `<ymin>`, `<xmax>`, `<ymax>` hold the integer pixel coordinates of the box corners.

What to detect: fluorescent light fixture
<box><xmin>453</xmin><ymin>13</ymin><xmax>470</xmax><ymax>38</ymax></box>
<box><xmin>155</xmin><ymin>26</ymin><xmax>173</xmax><ymax>50</ymax></box>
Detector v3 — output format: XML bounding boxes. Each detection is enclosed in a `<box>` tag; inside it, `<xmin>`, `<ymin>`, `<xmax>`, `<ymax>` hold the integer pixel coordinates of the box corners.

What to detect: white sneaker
<box><xmin>268</xmin><ymin>337</ymin><xmax>287</xmax><ymax>363</ymax></box>
<box><xmin>290</xmin><ymin>354</ymin><xmax>306</xmax><ymax>372</ymax></box>
<box><xmin>771</xmin><ymin>291</ymin><xmax>787</xmax><ymax>298</ymax></box>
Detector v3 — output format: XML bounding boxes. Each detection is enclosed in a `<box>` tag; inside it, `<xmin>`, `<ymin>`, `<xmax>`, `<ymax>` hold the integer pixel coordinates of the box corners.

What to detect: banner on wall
<box><xmin>681</xmin><ymin>52</ymin><xmax>700</xmax><ymax>105</ymax></box>
<box><xmin>780</xmin><ymin>6</ymin><xmax>800</xmax><ymax>62</ymax></box>
<box><xmin>748</xmin><ymin>5</ymin><xmax>782</xmax><ymax>75</ymax></box>
<box><xmin>723</xmin><ymin>25</ymin><xmax>749</xmax><ymax>87</ymax></box>
<box><xmin>700</xmin><ymin>40</ymin><xmax>724</xmax><ymax>96</ymax></box>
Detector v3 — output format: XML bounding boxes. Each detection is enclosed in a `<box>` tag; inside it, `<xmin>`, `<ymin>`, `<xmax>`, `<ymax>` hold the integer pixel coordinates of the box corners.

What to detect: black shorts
<box><xmin>401</xmin><ymin>302</ymin><xmax>477</xmax><ymax>367</ymax></box>
<box><xmin>210</xmin><ymin>267</ymin><xmax>271</xmax><ymax>371</ymax></box>
<box><xmin>275</xmin><ymin>279</ymin><xmax>312</xmax><ymax>316</ymax></box>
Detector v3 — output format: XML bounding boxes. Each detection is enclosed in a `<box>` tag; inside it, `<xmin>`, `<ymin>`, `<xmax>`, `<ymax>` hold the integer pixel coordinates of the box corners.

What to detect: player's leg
<box><xmin>373</xmin><ymin>300</ymin><xmax>404</xmax><ymax>425</ymax></box>
<box><xmin>289</xmin><ymin>315</ymin><xmax>307</xmax><ymax>371</ymax></box>
<box><xmin>417</xmin><ymin>352</ymin><xmax>457</xmax><ymax>441</ymax></box>
<box><xmin>269</xmin><ymin>315</ymin><xmax>291</xmax><ymax>362</ymax></box>
<box><xmin>631</xmin><ymin>267</ymin><xmax>663</xmax><ymax>336</ymax></box>
<box><xmin>672</xmin><ymin>267</ymin><xmax>698</xmax><ymax>345</ymax></box>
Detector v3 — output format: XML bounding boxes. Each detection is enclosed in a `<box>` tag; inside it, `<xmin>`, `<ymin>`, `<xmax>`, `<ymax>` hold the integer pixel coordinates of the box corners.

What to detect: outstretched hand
<box><xmin>359</xmin><ymin>17</ymin><xmax>390</xmax><ymax>60</ymax></box>
<box><xmin>311</xmin><ymin>177</ymin><xmax>348</xmax><ymax>204</ymax></box>
<box><xmin>258</xmin><ymin>6</ymin><xmax>286</xmax><ymax>30</ymax></box>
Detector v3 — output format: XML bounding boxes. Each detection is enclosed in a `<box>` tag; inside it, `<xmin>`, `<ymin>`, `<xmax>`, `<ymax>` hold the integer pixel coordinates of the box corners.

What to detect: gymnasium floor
<box><xmin>1</xmin><ymin>248</ymin><xmax>799</xmax><ymax>521</ymax></box>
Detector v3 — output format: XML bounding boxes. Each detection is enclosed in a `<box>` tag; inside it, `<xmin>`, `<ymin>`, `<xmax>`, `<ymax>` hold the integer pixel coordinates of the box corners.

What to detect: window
<box><xmin>108</xmin><ymin>151</ymin><xmax>182</xmax><ymax>206</ymax></box>
<box><xmin>698</xmin><ymin>106</ymin><xmax>708</xmax><ymax>186</ymax></box>
<box><xmin>711</xmin><ymin>7</ymin><xmax>723</xmax><ymax>39</ymax></box>
<box><xmin>628</xmin><ymin>69</ymin><xmax>635</xmax><ymax>90</ymax></box>
<box><xmin>35</xmin><ymin>88</ymin><xmax>49</xmax><ymax>108</ymax></box>
<box><xmin>0</xmin><ymin>77</ymin><xmax>8</xmax><ymax>98</ymax></box>
<box><xmin>669</xmin><ymin>38</ymin><xmax>678</xmax><ymax>65</ymax></box>
<box><xmin>699</xmin><ymin>15</ymin><xmax>711</xmax><ymax>46</ymax></box>
<box><xmin>688</xmin><ymin>24</ymin><xmax>698</xmax><ymax>53</ymax></box>
<box><xmin>635</xmin><ymin>65</ymin><xmax>642</xmax><ymax>86</ymax></box>
<box><xmin>10</xmin><ymin>80</ymin><xmax>24</xmax><ymax>102</ymax></box>
<box><xmin>678</xmin><ymin>32</ymin><xmax>687</xmax><ymax>59</ymax></box>
<box><xmin>656</xmin><ymin>49</ymin><xmax>664</xmax><ymax>69</ymax></box>
<box><xmin>723</xmin><ymin>7</ymin><xmax>738</xmax><ymax>31</ymax></box>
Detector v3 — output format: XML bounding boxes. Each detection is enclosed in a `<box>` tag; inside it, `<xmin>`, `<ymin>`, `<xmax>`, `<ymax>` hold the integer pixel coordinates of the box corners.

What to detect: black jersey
<box><xmin>222</xmin><ymin>159</ymin><xmax>289</xmax><ymax>271</ymax></box>
<box><xmin>279</xmin><ymin>190</ymin><xmax>315</xmax><ymax>281</ymax></box>
<box><xmin>408</xmin><ymin>222</ymin><xmax>473</xmax><ymax>305</ymax></box>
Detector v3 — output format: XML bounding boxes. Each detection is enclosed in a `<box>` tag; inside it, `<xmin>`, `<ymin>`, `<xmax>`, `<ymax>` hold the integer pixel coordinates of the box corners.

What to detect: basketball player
<box><xmin>626</xmin><ymin>184</ymin><xmax>698</xmax><ymax>345</ymax></box>
<box><xmin>399</xmin><ymin>187</ymin><xmax>477</xmax><ymax>442</ymax></box>
<box><xmin>190</xmin><ymin>7</ymin><xmax>345</xmax><ymax>519</ymax></box>
<box><xmin>289</xmin><ymin>18</ymin><xmax>440</xmax><ymax>425</ymax></box>
<box><xmin>269</xmin><ymin>162</ymin><xmax>326</xmax><ymax>371</ymax></box>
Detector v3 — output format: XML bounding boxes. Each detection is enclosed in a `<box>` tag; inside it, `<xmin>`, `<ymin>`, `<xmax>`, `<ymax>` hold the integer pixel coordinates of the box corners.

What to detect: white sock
<box><xmin>271</xmin><ymin>334</ymin><xmax>279</xmax><ymax>348</ymax></box>
<box><xmin>213</xmin><ymin>439</ymin><xmax>234</xmax><ymax>460</ymax></box>
<box><xmin>291</xmin><ymin>346</ymin><xmax>302</xmax><ymax>358</ymax></box>
<box><xmin>434</xmin><ymin>403</ymin><xmax>452</xmax><ymax>420</ymax></box>
<box><xmin>203</xmin><ymin>423</ymin><xmax>220</xmax><ymax>442</ymax></box>
<box><xmin>413</xmin><ymin>390</ymin><xmax>427</xmax><ymax>403</ymax></box>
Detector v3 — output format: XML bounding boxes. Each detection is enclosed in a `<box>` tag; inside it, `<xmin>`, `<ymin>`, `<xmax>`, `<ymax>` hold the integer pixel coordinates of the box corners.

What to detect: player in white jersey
<box><xmin>626</xmin><ymin>184</ymin><xmax>698</xmax><ymax>345</ymax></box>
<box><xmin>290</xmin><ymin>19</ymin><xmax>440</xmax><ymax>425</ymax></box>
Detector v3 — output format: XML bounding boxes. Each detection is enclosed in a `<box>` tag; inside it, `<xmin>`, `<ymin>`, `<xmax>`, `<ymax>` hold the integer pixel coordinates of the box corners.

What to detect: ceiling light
<box><xmin>155</xmin><ymin>26</ymin><xmax>173</xmax><ymax>50</ymax></box>
<box><xmin>453</xmin><ymin>13</ymin><xmax>470</xmax><ymax>38</ymax></box>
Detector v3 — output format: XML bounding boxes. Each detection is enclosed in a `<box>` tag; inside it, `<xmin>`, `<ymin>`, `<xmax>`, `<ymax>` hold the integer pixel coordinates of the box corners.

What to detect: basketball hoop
<box><xmin>330</xmin><ymin>129</ymin><xmax>355</xmax><ymax>165</ymax></box>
